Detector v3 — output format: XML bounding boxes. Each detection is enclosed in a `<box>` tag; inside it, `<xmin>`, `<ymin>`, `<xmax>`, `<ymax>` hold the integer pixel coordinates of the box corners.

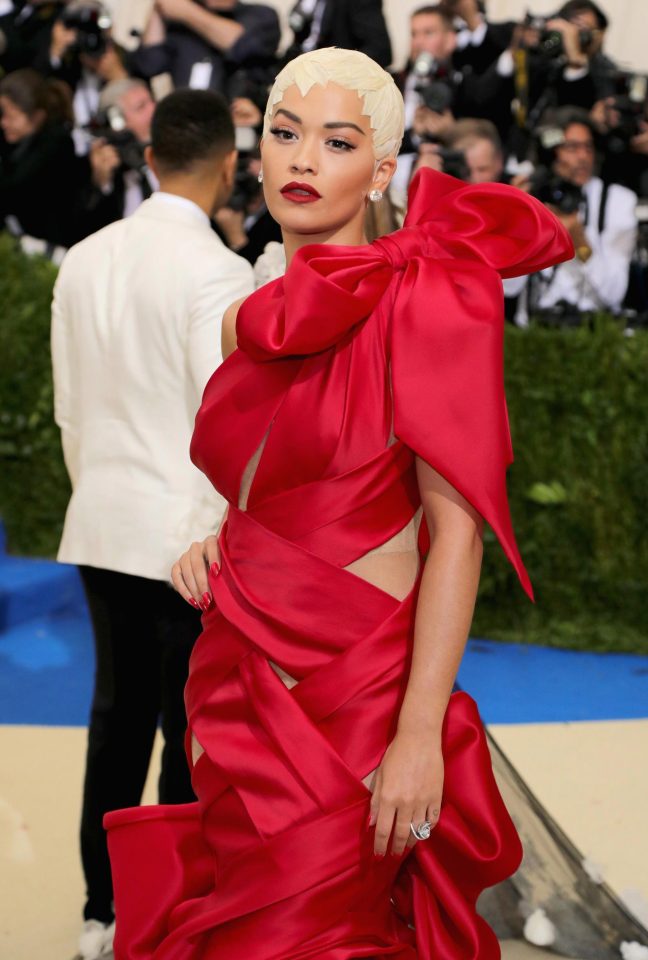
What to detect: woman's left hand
<box><xmin>369</xmin><ymin>729</ymin><xmax>444</xmax><ymax>857</ymax></box>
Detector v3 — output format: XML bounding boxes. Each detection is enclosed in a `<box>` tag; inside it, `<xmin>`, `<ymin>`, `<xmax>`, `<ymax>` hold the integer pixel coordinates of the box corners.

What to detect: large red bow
<box><xmin>237</xmin><ymin>167</ymin><xmax>573</xmax><ymax>361</ymax></box>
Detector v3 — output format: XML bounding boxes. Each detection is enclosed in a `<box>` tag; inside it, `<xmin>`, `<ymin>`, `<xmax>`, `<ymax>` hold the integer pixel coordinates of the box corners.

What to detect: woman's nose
<box><xmin>289</xmin><ymin>141</ymin><xmax>317</xmax><ymax>175</ymax></box>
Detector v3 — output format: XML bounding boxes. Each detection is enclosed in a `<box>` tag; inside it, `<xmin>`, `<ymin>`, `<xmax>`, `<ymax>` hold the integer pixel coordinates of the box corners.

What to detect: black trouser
<box><xmin>77</xmin><ymin>565</ymin><xmax>201</xmax><ymax>923</ymax></box>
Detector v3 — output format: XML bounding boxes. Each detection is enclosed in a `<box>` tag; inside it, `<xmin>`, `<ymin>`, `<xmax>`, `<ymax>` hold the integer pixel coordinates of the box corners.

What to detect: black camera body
<box><xmin>605</xmin><ymin>72</ymin><xmax>648</xmax><ymax>153</ymax></box>
<box><xmin>412</xmin><ymin>52</ymin><xmax>458</xmax><ymax>115</ymax></box>
<box><xmin>88</xmin><ymin>106</ymin><xmax>147</xmax><ymax>171</ymax></box>
<box><xmin>437</xmin><ymin>147</ymin><xmax>470</xmax><ymax>181</ymax></box>
<box><xmin>530</xmin><ymin>166</ymin><xmax>584</xmax><ymax>215</ymax></box>
<box><xmin>60</xmin><ymin>2</ymin><xmax>112</xmax><ymax>58</ymax></box>
<box><xmin>522</xmin><ymin>13</ymin><xmax>593</xmax><ymax>60</ymax></box>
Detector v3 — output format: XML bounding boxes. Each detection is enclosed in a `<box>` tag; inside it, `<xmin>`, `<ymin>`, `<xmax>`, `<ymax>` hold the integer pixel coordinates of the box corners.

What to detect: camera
<box><xmin>412</xmin><ymin>52</ymin><xmax>458</xmax><ymax>115</ymax></box>
<box><xmin>87</xmin><ymin>106</ymin><xmax>147</xmax><ymax>171</ymax></box>
<box><xmin>437</xmin><ymin>147</ymin><xmax>470</xmax><ymax>181</ymax></box>
<box><xmin>522</xmin><ymin>12</ymin><xmax>593</xmax><ymax>60</ymax></box>
<box><xmin>605</xmin><ymin>72</ymin><xmax>648</xmax><ymax>154</ymax></box>
<box><xmin>60</xmin><ymin>1</ymin><xmax>112</xmax><ymax>58</ymax></box>
<box><xmin>529</xmin><ymin>166</ymin><xmax>584</xmax><ymax>215</ymax></box>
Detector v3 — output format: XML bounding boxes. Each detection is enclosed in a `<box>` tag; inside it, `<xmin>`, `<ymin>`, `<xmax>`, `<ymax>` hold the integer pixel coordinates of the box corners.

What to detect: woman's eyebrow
<box><xmin>274</xmin><ymin>108</ymin><xmax>302</xmax><ymax>123</ymax></box>
<box><xmin>324</xmin><ymin>121</ymin><xmax>366</xmax><ymax>135</ymax></box>
<box><xmin>273</xmin><ymin>108</ymin><xmax>365</xmax><ymax>136</ymax></box>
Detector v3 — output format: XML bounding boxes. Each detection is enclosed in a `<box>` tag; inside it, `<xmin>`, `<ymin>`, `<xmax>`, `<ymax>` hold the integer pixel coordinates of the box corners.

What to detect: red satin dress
<box><xmin>104</xmin><ymin>169</ymin><xmax>573</xmax><ymax>960</ymax></box>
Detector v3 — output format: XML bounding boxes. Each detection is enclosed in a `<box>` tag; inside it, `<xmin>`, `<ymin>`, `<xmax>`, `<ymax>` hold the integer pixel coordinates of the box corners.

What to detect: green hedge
<box><xmin>1</xmin><ymin>234</ymin><xmax>647</xmax><ymax>652</ymax></box>
<box><xmin>473</xmin><ymin>318</ymin><xmax>648</xmax><ymax>653</ymax></box>
<box><xmin>0</xmin><ymin>234</ymin><xmax>71</xmax><ymax>558</ymax></box>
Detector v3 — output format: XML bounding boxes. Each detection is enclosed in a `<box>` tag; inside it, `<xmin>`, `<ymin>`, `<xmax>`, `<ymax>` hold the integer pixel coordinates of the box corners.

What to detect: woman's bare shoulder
<box><xmin>222</xmin><ymin>296</ymin><xmax>248</xmax><ymax>360</ymax></box>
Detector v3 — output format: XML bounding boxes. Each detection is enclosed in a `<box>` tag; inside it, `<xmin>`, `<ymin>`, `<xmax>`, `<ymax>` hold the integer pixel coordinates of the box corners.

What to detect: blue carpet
<box><xmin>458</xmin><ymin>638</ymin><xmax>648</xmax><ymax>724</ymax></box>
<box><xmin>0</xmin><ymin>605</ymin><xmax>94</xmax><ymax>726</ymax></box>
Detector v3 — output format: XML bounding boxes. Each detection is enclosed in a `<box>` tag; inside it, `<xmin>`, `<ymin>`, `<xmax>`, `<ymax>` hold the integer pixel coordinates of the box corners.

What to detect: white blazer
<box><xmin>51</xmin><ymin>193</ymin><xmax>254</xmax><ymax>581</ymax></box>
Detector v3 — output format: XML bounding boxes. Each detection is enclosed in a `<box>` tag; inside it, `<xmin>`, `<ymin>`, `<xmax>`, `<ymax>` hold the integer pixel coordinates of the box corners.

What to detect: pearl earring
<box><xmin>257</xmin><ymin>170</ymin><xmax>264</xmax><ymax>183</ymax></box>
<box><xmin>369</xmin><ymin>188</ymin><xmax>383</xmax><ymax>202</ymax></box>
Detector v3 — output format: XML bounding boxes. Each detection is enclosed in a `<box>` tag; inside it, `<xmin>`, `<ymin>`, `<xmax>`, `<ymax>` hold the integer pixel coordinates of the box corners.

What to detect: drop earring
<box><xmin>257</xmin><ymin>170</ymin><xmax>264</xmax><ymax>183</ymax></box>
<box><xmin>369</xmin><ymin>188</ymin><xmax>383</xmax><ymax>202</ymax></box>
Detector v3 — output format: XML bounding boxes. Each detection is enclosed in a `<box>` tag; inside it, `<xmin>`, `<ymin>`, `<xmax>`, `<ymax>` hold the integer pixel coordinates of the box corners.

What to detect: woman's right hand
<box><xmin>171</xmin><ymin>535</ymin><xmax>221</xmax><ymax>612</ymax></box>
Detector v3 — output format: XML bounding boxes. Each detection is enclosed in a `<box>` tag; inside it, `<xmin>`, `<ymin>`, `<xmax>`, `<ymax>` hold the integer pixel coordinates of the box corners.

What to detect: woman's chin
<box><xmin>274</xmin><ymin>214</ymin><xmax>355</xmax><ymax>240</ymax></box>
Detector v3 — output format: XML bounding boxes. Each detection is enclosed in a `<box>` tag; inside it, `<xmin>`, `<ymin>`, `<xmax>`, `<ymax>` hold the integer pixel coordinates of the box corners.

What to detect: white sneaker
<box><xmin>78</xmin><ymin>919</ymin><xmax>114</xmax><ymax>960</ymax></box>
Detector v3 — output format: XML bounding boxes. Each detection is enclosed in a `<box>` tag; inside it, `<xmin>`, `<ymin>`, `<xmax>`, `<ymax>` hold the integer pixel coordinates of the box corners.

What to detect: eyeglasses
<box><xmin>561</xmin><ymin>141</ymin><xmax>595</xmax><ymax>153</ymax></box>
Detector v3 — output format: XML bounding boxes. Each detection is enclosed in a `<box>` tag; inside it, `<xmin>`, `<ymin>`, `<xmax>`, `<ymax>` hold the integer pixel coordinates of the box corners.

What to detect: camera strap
<box><xmin>583</xmin><ymin>180</ymin><xmax>610</xmax><ymax>234</ymax></box>
<box><xmin>598</xmin><ymin>180</ymin><xmax>610</xmax><ymax>234</ymax></box>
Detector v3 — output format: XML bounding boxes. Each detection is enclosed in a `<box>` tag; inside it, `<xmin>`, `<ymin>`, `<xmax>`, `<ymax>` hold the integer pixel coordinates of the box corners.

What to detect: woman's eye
<box><xmin>327</xmin><ymin>138</ymin><xmax>355</xmax><ymax>151</ymax></box>
<box><xmin>269</xmin><ymin>126</ymin><xmax>296</xmax><ymax>141</ymax></box>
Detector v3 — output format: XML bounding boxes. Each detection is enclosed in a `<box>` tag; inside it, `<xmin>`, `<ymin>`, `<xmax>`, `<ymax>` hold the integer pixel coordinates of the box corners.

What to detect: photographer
<box><xmin>29</xmin><ymin>1</ymin><xmax>130</xmax><ymax>153</ymax></box>
<box><xmin>0</xmin><ymin>0</ymin><xmax>66</xmax><ymax>76</ymax></box>
<box><xmin>78</xmin><ymin>78</ymin><xmax>158</xmax><ymax>235</ymax></box>
<box><xmin>592</xmin><ymin>81</ymin><xmax>648</xmax><ymax>199</ymax></box>
<box><xmin>132</xmin><ymin>0</ymin><xmax>280</xmax><ymax>102</ymax></box>
<box><xmin>0</xmin><ymin>67</ymin><xmax>81</xmax><ymax>251</ymax></box>
<box><xmin>492</xmin><ymin>0</ymin><xmax>615</xmax><ymax>157</ymax></box>
<box><xmin>445</xmin><ymin>117</ymin><xmax>505</xmax><ymax>183</ymax></box>
<box><xmin>390</xmin><ymin>4</ymin><xmax>499</xmax><ymax>203</ymax></box>
<box><xmin>528</xmin><ymin>109</ymin><xmax>637</xmax><ymax>317</ymax></box>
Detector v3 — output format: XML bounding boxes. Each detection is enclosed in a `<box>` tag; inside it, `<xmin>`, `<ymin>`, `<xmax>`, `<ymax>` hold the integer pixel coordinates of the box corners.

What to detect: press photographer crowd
<box><xmin>1</xmin><ymin>0</ymin><xmax>647</xmax><ymax>324</ymax></box>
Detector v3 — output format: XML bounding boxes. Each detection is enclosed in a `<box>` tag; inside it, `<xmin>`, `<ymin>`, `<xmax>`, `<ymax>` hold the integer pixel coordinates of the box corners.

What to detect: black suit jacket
<box><xmin>0</xmin><ymin>122</ymin><xmax>82</xmax><ymax>247</ymax></box>
<box><xmin>284</xmin><ymin>0</ymin><xmax>392</xmax><ymax>69</ymax></box>
<box><xmin>452</xmin><ymin>20</ymin><xmax>515</xmax><ymax>76</ymax></box>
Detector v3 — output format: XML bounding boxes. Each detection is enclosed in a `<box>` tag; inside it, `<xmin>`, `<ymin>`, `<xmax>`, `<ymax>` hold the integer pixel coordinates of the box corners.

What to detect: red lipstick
<box><xmin>280</xmin><ymin>181</ymin><xmax>321</xmax><ymax>203</ymax></box>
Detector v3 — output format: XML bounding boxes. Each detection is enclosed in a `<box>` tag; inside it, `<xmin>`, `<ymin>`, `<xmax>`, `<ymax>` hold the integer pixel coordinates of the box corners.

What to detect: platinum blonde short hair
<box><xmin>263</xmin><ymin>48</ymin><xmax>405</xmax><ymax>160</ymax></box>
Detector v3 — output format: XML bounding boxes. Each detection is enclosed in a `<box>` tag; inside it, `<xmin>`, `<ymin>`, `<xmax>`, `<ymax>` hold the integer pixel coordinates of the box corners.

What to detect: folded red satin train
<box><xmin>104</xmin><ymin>169</ymin><xmax>573</xmax><ymax>959</ymax></box>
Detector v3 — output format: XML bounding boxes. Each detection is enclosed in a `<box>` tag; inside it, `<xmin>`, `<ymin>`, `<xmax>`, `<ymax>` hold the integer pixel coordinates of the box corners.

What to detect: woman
<box><xmin>105</xmin><ymin>49</ymin><xmax>572</xmax><ymax>959</ymax></box>
<box><xmin>0</xmin><ymin>68</ymin><xmax>80</xmax><ymax>249</ymax></box>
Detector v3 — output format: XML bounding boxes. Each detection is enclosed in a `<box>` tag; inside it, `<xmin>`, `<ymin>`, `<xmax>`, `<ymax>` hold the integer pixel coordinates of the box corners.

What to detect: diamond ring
<box><xmin>410</xmin><ymin>819</ymin><xmax>433</xmax><ymax>840</ymax></box>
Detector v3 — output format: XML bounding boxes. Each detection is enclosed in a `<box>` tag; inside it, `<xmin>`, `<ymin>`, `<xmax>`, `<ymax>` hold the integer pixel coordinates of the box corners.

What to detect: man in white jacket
<box><xmin>51</xmin><ymin>88</ymin><xmax>254</xmax><ymax>960</ymax></box>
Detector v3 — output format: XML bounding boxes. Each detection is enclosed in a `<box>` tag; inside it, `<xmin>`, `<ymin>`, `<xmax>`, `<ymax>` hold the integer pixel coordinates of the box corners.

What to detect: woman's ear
<box><xmin>372</xmin><ymin>156</ymin><xmax>398</xmax><ymax>194</ymax></box>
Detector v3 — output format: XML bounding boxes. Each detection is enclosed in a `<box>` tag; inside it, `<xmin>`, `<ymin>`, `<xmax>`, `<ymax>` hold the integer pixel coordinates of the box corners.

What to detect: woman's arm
<box><xmin>221</xmin><ymin>296</ymin><xmax>247</xmax><ymax>360</ymax></box>
<box><xmin>399</xmin><ymin>457</ymin><xmax>483</xmax><ymax>733</ymax></box>
<box><xmin>370</xmin><ymin>457</ymin><xmax>483</xmax><ymax>857</ymax></box>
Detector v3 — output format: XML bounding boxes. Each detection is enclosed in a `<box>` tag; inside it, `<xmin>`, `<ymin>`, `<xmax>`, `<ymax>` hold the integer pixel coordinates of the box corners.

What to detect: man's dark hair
<box><xmin>410</xmin><ymin>4</ymin><xmax>454</xmax><ymax>28</ymax></box>
<box><xmin>0</xmin><ymin>68</ymin><xmax>73</xmax><ymax>126</ymax></box>
<box><xmin>557</xmin><ymin>0</ymin><xmax>609</xmax><ymax>31</ymax></box>
<box><xmin>552</xmin><ymin>105</ymin><xmax>597</xmax><ymax>137</ymax></box>
<box><xmin>151</xmin><ymin>89</ymin><xmax>235</xmax><ymax>174</ymax></box>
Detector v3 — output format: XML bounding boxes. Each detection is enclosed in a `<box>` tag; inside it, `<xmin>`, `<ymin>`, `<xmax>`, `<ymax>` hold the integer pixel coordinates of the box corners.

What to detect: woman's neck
<box><xmin>282</xmin><ymin>215</ymin><xmax>368</xmax><ymax>266</ymax></box>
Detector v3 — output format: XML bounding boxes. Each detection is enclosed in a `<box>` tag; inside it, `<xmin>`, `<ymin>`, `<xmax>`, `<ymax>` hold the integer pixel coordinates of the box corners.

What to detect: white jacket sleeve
<box><xmin>50</xmin><ymin>258</ymin><xmax>81</xmax><ymax>487</ymax></box>
<box><xmin>187</xmin><ymin>253</ymin><xmax>255</xmax><ymax>397</ymax></box>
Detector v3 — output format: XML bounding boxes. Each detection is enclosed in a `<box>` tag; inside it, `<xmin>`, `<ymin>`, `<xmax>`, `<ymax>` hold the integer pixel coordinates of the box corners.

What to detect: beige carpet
<box><xmin>2</xmin><ymin>722</ymin><xmax>646</xmax><ymax>960</ymax></box>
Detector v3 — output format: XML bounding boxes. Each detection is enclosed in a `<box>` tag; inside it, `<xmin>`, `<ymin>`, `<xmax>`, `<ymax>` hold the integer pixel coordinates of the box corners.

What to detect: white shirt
<box><xmin>52</xmin><ymin>193</ymin><xmax>255</xmax><ymax>581</ymax></box>
<box><xmin>536</xmin><ymin>177</ymin><xmax>637</xmax><ymax>313</ymax></box>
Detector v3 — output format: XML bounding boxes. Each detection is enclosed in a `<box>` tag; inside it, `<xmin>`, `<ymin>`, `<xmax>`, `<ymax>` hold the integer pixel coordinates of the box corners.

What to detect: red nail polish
<box><xmin>188</xmin><ymin>598</ymin><xmax>200</xmax><ymax>610</ymax></box>
<box><xmin>210</xmin><ymin>561</ymin><xmax>220</xmax><ymax>576</ymax></box>
<box><xmin>201</xmin><ymin>592</ymin><xmax>212</xmax><ymax>609</ymax></box>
